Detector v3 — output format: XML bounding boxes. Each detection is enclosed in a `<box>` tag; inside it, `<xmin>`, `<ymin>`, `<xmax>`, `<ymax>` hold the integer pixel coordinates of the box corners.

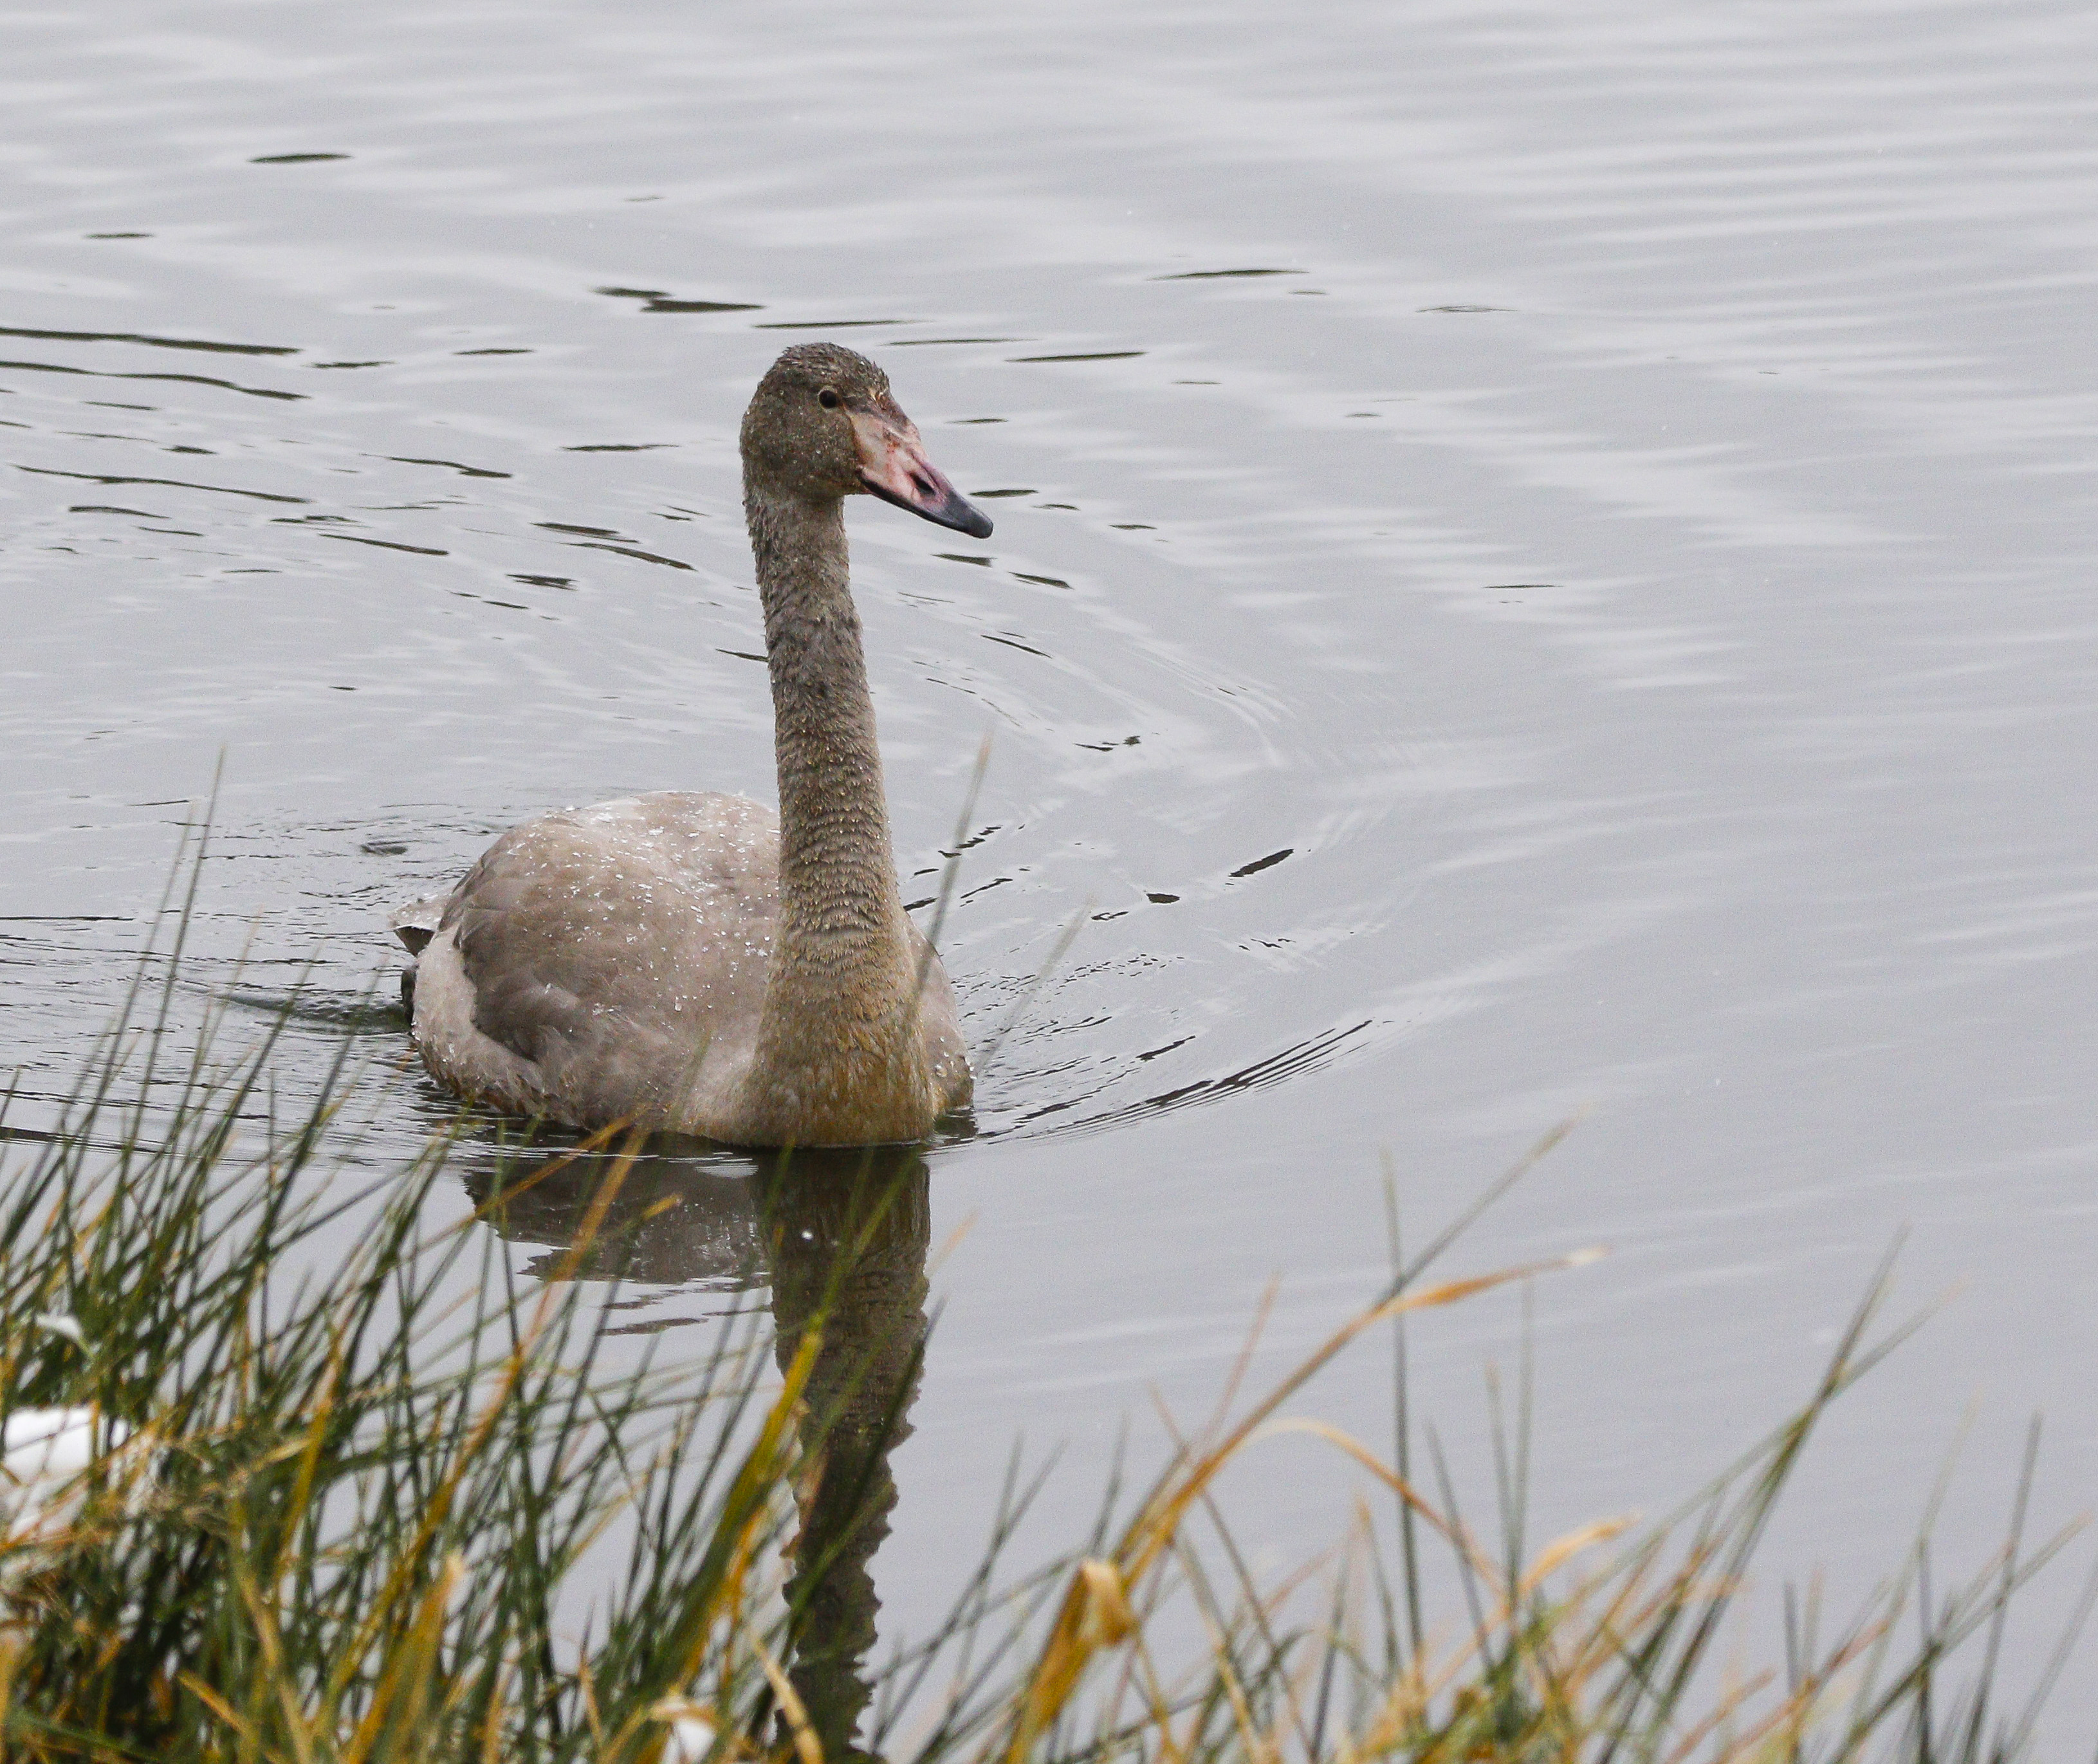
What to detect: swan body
<box><xmin>398</xmin><ymin>345</ymin><xmax>989</xmax><ymax>1146</ymax></box>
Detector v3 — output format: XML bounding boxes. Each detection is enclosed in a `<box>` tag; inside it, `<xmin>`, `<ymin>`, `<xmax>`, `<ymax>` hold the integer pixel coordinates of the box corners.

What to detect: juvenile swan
<box><xmin>396</xmin><ymin>345</ymin><xmax>991</xmax><ymax>1146</ymax></box>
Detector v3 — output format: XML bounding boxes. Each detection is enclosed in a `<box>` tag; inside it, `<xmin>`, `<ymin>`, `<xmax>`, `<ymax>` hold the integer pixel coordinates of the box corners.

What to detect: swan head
<box><xmin>743</xmin><ymin>344</ymin><xmax>993</xmax><ymax>540</ymax></box>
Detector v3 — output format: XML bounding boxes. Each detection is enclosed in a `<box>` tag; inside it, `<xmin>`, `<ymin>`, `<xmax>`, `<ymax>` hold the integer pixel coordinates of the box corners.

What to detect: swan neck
<box><xmin>744</xmin><ymin>487</ymin><xmax>929</xmax><ymax>1137</ymax></box>
<box><xmin>751</xmin><ymin>491</ymin><xmax>899</xmax><ymax>915</ymax></box>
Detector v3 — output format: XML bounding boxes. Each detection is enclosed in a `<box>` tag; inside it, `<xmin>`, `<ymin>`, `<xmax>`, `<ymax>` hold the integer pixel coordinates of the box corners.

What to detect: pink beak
<box><xmin>851</xmin><ymin>410</ymin><xmax>993</xmax><ymax>539</ymax></box>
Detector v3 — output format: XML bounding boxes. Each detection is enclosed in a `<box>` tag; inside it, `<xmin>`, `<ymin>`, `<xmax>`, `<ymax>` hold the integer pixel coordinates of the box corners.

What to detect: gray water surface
<box><xmin>6</xmin><ymin>0</ymin><xmax>2098</xmax><ymax>1740</ymax></box>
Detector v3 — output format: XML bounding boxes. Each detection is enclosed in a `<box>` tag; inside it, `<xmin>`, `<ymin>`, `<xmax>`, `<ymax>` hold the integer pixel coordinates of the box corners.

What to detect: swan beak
<box><xmin>852</xmin><ymin>410</ymin><xmax>994</xmax><ymax>539</ymax></box>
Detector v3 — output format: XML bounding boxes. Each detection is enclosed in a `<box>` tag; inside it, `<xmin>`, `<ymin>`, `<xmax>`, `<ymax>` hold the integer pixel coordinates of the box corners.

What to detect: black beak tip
<box><xmin>863</xmin><ymin>474</ymin><xmax>995</xmax><ymax>540</ymax></box>
<box><xmin>923</xmin><ymin>485</ymin><xmax>993</xmax><ymax>539</ymax></box>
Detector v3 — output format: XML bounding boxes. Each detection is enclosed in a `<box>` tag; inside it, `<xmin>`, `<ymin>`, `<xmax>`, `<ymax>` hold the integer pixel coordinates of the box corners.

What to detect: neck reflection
<box><xmin>462</xmin><ymin>1138</ymin><xmax>931</xmax><ymax>1764</ymax></box>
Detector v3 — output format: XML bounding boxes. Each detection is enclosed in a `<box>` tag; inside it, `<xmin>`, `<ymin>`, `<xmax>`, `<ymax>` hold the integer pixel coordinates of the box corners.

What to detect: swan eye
<box><xmin>817</xmin><ymin>387</ymin><xmax>841</xmax><ymax>410</ymax></box>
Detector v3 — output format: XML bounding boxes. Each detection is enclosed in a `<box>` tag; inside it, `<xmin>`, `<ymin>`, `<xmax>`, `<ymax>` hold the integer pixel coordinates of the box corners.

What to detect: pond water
<box><xmin>5</xmin><ymin>0</ymin><xmax>2098</xmax><ymax>1741</ymax></box>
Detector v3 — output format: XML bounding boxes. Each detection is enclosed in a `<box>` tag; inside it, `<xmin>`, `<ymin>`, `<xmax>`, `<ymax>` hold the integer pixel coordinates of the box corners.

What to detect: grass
<box><xmin>0</xmin><ymin>868</ymin><xmax>2090</xmax><ymax>1761</ymax></box>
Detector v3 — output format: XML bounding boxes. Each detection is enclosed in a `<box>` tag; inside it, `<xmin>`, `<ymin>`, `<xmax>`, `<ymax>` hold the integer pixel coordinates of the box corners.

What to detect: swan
<box><xmin>392</xmin><ymin>344</ymin><xmax>991</xmax><ymax>1147</ymax></box>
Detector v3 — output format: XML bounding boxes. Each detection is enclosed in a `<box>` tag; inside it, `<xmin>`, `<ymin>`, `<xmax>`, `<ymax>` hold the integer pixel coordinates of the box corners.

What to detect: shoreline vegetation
<box><xmin>0</xmin><ymin>874</ymin><xmax>2090</xmax><ymax>1761</ymax></box>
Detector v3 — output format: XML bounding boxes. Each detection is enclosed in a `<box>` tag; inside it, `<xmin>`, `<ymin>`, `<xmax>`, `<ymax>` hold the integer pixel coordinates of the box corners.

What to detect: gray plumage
<box><xmin>397</xmin><ymin>346</ymin><xmax>988</xmax><ymax>1146</ymax></box>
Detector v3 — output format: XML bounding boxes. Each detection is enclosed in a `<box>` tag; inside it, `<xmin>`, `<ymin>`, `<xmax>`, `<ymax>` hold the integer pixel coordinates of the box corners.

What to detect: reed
<box><xmin>0</xmin><ymin>883</ymin><xmax>2086</xmax><ymax>1763</ymax></box>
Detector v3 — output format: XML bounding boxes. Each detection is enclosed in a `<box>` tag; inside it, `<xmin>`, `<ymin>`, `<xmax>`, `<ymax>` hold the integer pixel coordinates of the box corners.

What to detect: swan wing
<box><xmin>421</xmin><ymin>793</ymin><xmax>779</xmax><ymax>1126</ymax></box>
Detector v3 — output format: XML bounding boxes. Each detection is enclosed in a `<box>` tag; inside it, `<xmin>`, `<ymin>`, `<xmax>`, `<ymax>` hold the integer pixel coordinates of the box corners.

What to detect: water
<box><xmin>6</xmin><ymin>0</ymin><xmax>2098</xmax><ymax>1739</ymax></box>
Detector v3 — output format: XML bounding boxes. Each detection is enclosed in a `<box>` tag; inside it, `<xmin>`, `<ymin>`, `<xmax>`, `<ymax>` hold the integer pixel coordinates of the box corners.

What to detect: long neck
<box><xmin>743</xmin><ymin>488</ymin><xmax>931</xmax><ymax>1140</ymax></box>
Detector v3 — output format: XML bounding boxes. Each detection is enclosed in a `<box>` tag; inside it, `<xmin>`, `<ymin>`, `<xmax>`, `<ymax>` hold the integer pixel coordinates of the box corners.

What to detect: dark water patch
<box><xmin>569</xmin><ymin>540</ymin><xmax>690</xmax><ymax>569</ymax></box>
<box><xmin>0</xmin><ymin>325</ymin><xmax>298</xmax><ymax>357</ymax></box>
<box><xmin>19</xmin><ymin>466</ymin><xmax>306</xmax><ymax>503</ymax></box>
<box><xmin>1136</xmin><ymin>1035</ymin><xmax>1194</xmax><ymax>1061</ymax></box>
<box><xmin>84</xmin><ymin>232</ymin><xmax>151</xmax><ymax>240</ymax></box>
<box><xmin>1228</xmin><ymin>849</ymin><xmax>1292</xmax><ymax>879</ymax></box>
<box><xmin>890</xmin><ymin>337</ymin><xmax>1027</xmax><ymax>347</ymax></box>
<box><xmin>0</xmin><ymin>1125</ymin><xmax>77</xmax><ymax>1148</ymax></box>
<box><xmin>250</xmin><ymin>152</ymin><xmax>349</xmax><ymax>163</ymax></box>
<box><xmin>314</xmin><ymin>361</ymin><xmax>390</xmax><ymax>369</ymax></box>
<box><xmin>387</xmin><ymin>455</ymin><xmax>511</xmax><ymax>479</ymax></box>
<box><xmin>972</xmin><ymin>488</ymin><xmax>1035</xmax><ymax>498</ymax></box>
<box><xmin>1417</xmin><ymin>304</ymin><xmax>1509</xmax><ymax>313</ymax></box>
<box><xmin>565</xmin><ymin>443</ymin><xmax>672</xmax><ymax>452</ymax></box>
<box><xmin>510</xmin><ymin>573</ymin><xmax>573</xmax><ymax>589</ymax></box>
<box><xmin>982</xmin><ymin>633</ymin><xmax>1049</xmax><ymax>657</ymax></box>
<box><xmin>1015</xmin><ymin>1020</ymin><xmax>1374</xmax><ymax>1140</ymax></box>
<box><xmin>454</xmin><ymin>348</ymin><xmax>531</xmax><ymax>356</ymax></box>
<box><xmin>1151</xmin><ymin>268</ymin><xmax>1303</xmax><ymax>280</ymax></box>
<box><xmin>1013</xmin><ymin>573</ymin><xmax>1069</xmax><ymax>588</ymax></box>
<box><xmin>936</xmin><ymin>553</ymin><xmax>991</xmax><ymax>566</ymax></box>
<box><xmin>324</xmin><ymin>534</ymin><xmax>448</xmax><ymax>556</ymax></box>
<box><xmin>68</xmin><ymin>504</ymin><xmax>162</xmax><ymax>517</ymax></box>
<box><xmin>595</xmin><ymin>287</ymin><xmax>762</xmax><ymax>314</ymax></box>
<box><xmin>1009</xmin><ymin>351</ymin><xmax>1145</xmax><ymax>363</ymax></box>
<box><xmin>717</xmin><ymin>649</ymin><xmax>766</xmax><ymax>663</ymax></box>
<box><xmin>537</xmin><ymin>520</ymin><xmax>622</xmax><ymax>537</ymax></box>
<box><xmin>0</xmin><ymin>359</ymin><xmax>303</xmax><ymax>400</ymax></box>
<box><xmin>753</xmin><ymin>318</ymin><xmax>912</xmax><ymax>330</ymax></box>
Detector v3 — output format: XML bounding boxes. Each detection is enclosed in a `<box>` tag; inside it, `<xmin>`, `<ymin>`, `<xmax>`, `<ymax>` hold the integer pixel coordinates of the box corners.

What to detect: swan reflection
<box><xmin>463</xmin><ymin>1137</ymin><xmax>929</xmax><ymax>1763</ymax></box>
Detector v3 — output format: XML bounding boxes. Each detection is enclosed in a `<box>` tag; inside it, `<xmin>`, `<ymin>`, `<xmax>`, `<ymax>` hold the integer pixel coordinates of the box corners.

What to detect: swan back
<box><xmin>412</xmin><ymin>793</ymin><xmax>778</xmax><ymax>1129</ymax></box>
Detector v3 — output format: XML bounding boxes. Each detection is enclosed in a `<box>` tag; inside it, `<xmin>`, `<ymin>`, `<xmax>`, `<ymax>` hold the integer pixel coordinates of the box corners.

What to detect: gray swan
<box><xmin>392</xmin><ymin>344</ymin><xmax>991</xmax><ymax>1146</ymax></box>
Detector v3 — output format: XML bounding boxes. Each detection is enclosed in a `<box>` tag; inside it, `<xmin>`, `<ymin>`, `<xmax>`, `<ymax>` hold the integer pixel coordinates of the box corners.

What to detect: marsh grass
<box><xmin>0</xmin><ymin>869</ymin><xmax>2088</xmax><ymax>1762</ymax></box>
